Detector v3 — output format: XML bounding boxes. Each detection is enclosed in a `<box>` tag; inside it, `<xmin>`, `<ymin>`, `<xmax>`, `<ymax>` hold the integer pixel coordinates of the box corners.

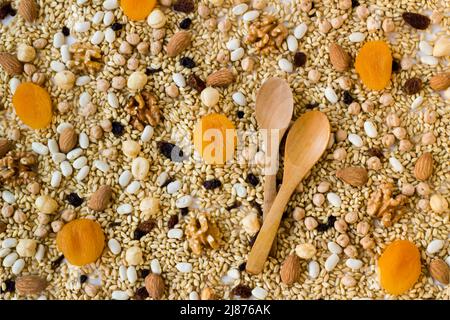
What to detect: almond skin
<box><xmin>88</xmin><ymin>185</ymin><xmax>113</xmax><ymax>212</ymax></box>
<box><xmin>336</xmin><ymin>167</ymin><xmax>368</xmax><ymax>187</ymax></box>
<box><xmin>429</xmin><ymin>259</ymin><xmax>449</xmax><ymax>285</ymax></box>
<box><xmin>206</xmin><ymin>69</ymin><xmax>235</xmax><ymax>87</ymax></box>
<box><xmin>16</xmin><ymin>275</ymin><xmax>47</xmax><ymax>295</ymax></box>
<box><xmin>280</xmin><ymin>254</ymin><xmax>301</xmax><ymax>285</ymax></box>
<box><xmin>0</xmin><ymin>138</ymin><xmax>12</xmax><ymax>157</ymax></box>
<box><xmin>414</xmin><ymin>152</ymin><xmax>433</xmax><ymax>181</ymax></box>
<box><xmin>18</xmin><ymin>0</ymin><xmax>39</xmax><ymax>23</ymax></box>
<box><xmin>145</xmin><ymin>273</ymin><xmax>165</xmax><ymax>299</ymax></box>
<box><xmin>429</xmin><ymin>72</ymin><xmax>450</xmax><ymax>91</ymax></box>
<box><xmin>329</xmin><ymin>43</ymin><xmax>351</xmax><ymax>72</ymax></box>
<box><xmin>58</xmin><ymin>127</ymin><xmax>78</xmax><ymax>153</ymax></box>
<box><xmin>166</xmin><ymin>31</ymin><xmax>191</xmax><ymax>57</ymax></box>
<box><xmin>0</xmin><ymin>52</ymin><xmax>24</xmax><ymax>75</ymax></box>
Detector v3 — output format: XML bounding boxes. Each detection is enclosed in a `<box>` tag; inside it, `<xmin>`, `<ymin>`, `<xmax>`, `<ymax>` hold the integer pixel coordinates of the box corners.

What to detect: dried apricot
<box><xmin>120</xmin><ymin>0</ymin><xmax>156</xmax><ymax>21</ymax></box>
<box><xmin>12</xmin><ymin>82</ymin><xmax>52</xmax><ymax>129</ymax></box>
<box><xmin>378</xmin><ymin>240</ymin><xmax>421</xmax><ymax>295</ymax></box>
<box><xmin>193</xmin><ymin>113</ymin><xmax>237</xmax><ymax>165</ymax></box>
<box><xmin>355</xmin><ymin>41</ymin><xmax>392</xmax><ymax>91</ymax></box>
<box><xmin>56</xmin><ymin>219</ymin><xmax>105</xmax><ymax>266</ymax></box>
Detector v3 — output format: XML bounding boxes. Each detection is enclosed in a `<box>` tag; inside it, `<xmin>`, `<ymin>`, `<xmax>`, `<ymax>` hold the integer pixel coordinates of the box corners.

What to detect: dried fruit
<box><xmin>120</xmin><ymin>0</ymin><xmax>156</xmax><ymax>21</ymax></box>
<box><xmin>403</xmin><ymin>77</ymin><xmax>422</xmax><ymax>95</ymax></box>
<box><xmin>66</xmin><ymin>193</ymin><xmax>83</xmax><ymax>207</ymax></box>
<box><xmin>355</xmin><ymin>41</ymin><xmax>392</xmax><ymax>91</ymax></box>
<box><xmin>18</xmin><ymin>0</ymin><xmax>38</xmax><ymax>23</ymax></box>
<box><xmin>336</xmin><ymin>167</ymin><xmax>368</xmax><ymax>187</ymax></box>
<box><xmin>402</xmin><ymin>12</ymin><xmax>430</xmax><ymax>30</ymax></box>
<box><xmin>134</xmin><ymin>219</ymin><xmax>156</xmax><ymax>240</ymax></box>
<box><xmin>207</xmin><ymin>68</ymin><xmax>235</xmax><ymax>87</ymax></box>
<box><xmin>414</xmin><ymin>152</ymin><xmax>433</xmax><ymax>181</ymax></box>
<box><xmin>429</xmin><ymin>259</ymin><xmax>449</xmax><ymax>285</ymax></box>
<box><xmin>378</xmin><ymin>240</ymin><xmax>421</xmax><ymax>295</ymax></box>
<box><xmin>145</xmin><ymin>274</ymin><xmax>165</xmax><ymax>299</ymax></box>
<box><xmin>157</xmin><ymin>141</ymin><xmax>185</xmax><ymax>162</ymax></box>
<box><xmin>0</xmin><ymin>3</ymin><xmax>15</xmax><ymax>20</ymax></box>
<box><xmin>187</xmin><ymin>74</ymin><xmax>206</xmax><ymax>92</ymax></box>
<box><xmin>0</xmin><ymin>52</ymin><xmax>24</xmax><ymax>75</ymax></box>
<box><xmin>280</xmin><ymin>254</ymin><xmax>301</xmax><ymax>285</ymax></box>
<box><xmin>12</xmin><ymin>82</ymin><xmax>52</xmax><ymax>129</ymax></box>
<box><xmin>134</xmin><ymin>287</ymin><xmax>149</xmax><ymax>300</ymax></box>
<box><xmin>15</xmin><ymin>275</ymin><xmax>47</xmax><ymax>295</ymax></box>
<box><xmin>0</xmin><ymin>221</ymin><xmax>7</xmax><ymax>233</ymax></box>
<box><xmin>193</xmin><ymin>113</ymin><xmax>237</xmax><ymax>165</ymax></box>
<box><xmin>88</xmin><ymin>185</ymin><xmax>113</xmax><ymax>211</ymax></box>
<box><xmin>56</xmin><ymin>219</ymin><xmax>105</xmax><ymax>266</ymax></box>
<box><xmin>166</xmin><ymin>31</ymin><xmax>192</xmax><ymax>57</ymax></box>
<box><xmin>167</xmin><ymin>215</ymin><xmax>179</xmax><ymax>229</ymax></box>
<box><xmin>429</xmin><ymin>72</ymin><xmax>450</xmax><ymax>91</ymax></box>
<box><xmin>293</xmin><ymin>52</ymin><xmax>307</xmax><ymax>67</ymax></box>
<box><xmin>203</xmin><ymin>179</ymin><xmax>222</xmax><ymax>190</ymax></box>
<box><xmin>173</xmin><ymin>0</ymin><xmax>195</xmax><ymax>13</ymax></box>
<box><xmin>329</xmin><ymin>43</ymin><xmax>351</xmax><ymax>71</ymax></box>
<box><xmin>231</xmin><ymin>284</ymin><xmax>252</xmax><ymax>298</ymax></box>
<box><xmin>180</xmin><ymin>56</ymin><xmax>196</xmax><ymax>68</ymax></box>
<box><xmin>0</xmin><ymin>138</ymin><xmax>12</xmax><ymax>157</ymax></box>
<box><xmin>59</xmin><ymin>127</ymin><xmax>78</xmax><ymax>153</ymax></box>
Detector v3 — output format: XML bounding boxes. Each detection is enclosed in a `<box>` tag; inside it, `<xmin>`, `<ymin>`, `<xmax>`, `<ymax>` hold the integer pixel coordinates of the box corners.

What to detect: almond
<box><xmin>18</xmin><ymin>0</ymin><xmax>39</xmax><ymax>23</ymax></box>
<box><xmin>58</xmin><ymin>127</ymin><xmax>78</xmax><ymax>153</ymax></box>
<box><xmin>0</xmin><ymin>138</ymin><xmax>12</xmax><ymax>157</ymax></box>
<box><xmin>206</xmin><ymin>68</ymin><xmax>235</xmax><ymax>87</ymax></box>
<box><xmin>429</xmin><ymin>259</ymin><xmax>449</xmax><ymax>285</ymax></box>
<box><xmin>145</xmin><ymin>273</ymin><xmax>165</xmax><ymax>299</ymax></box>
<box><xmin>0</xmin><ymin>52</ymin><xmax>24</xmax><ymax>75</ymax></box>
<box><xmin>280</xmin><ymin>254</ymin><xmax>301</xmax><ymax>285</ymax></box>
<box><xmin>166</xmin><ymin>31</ymin><xmax>192</xmax><ymax>57</ymax></box>
<box><xmin>429</xmin><ymin>72</ymin><xmax>450</xmax><ymax>91</ymax></box>
<box><xmin>414</xmin><ymin>152</ymin><xmax>433</xmax><ymax>181</ymax></box>
<box><xmin>88</xmin><ymin>185</ymin><xmax>113</xmax><ymax>212</ymax></box>
<box><xmin>329</xmin><ymin>43</ymin><xmax>351</xmax><ymax>72</ymax></box>
<box><xmin>15</xmin><ymin>275</ymin><xmax>47</xmax><ymax>295</ymax></box>
<box><xmin>336</xmin><ymin>167</ymin><xmax>368</xmax><ymax>187</ymax></box>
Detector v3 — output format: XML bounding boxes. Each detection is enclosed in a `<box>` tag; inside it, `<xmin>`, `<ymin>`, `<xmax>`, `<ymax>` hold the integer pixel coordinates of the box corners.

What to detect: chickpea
<box><xmin>334</xmin><ymin>218</ymin><xmax>348</xmax><ymax>233</ymax></box>
<box><xmin>416</xmin><ymin>182</ymin><xmax>431</xmax><ymax>197</ymax></box>
<box><xmin>308</xmin><ymin>69</ymin><xmax>321</xmax><ymax>83</ymax></box>
<box><xmin>336</xmin><ymin>233</ymin><xmax>350</xmax><ymax>247</ymax></box>
<box><xmin>312</xmin><ymin>193</ymin><xmax>325</xmax><ymax>207</ymax></box>
<box><xmin>356</xmin><ymin>221</ymin><xmax>370</xmax><ymax>235</ymax></box>
<box><xmin>348</xmin><ymin>102</ymin><xmax>361</xmax><ymax>115</ymax></box>
<box><xmin>360</xmin><ymin>235</ymin><xmax>375</xmax><ymax>250</ymax></box>
<box><xmin>304</xmin><ymin>217</ymin><xmax>318</xmax><ymax>230</ymax></box>
<box><xmin>218</xmin><ymin>19</ymin><xmax>231</xmax><ymax>33</ymax></box>
<box><xmin>423</xmin><ymin>109</ymin><xmax>437</xmax><ymax>124</ymax></box>
<box><xmin>382</xmin><ymin>134</ymin><xmax>395</xmax><ymax>148</ymax></box>
<box><xmin>393</xmin><ymin>127</ymin><xmax>407</xmax><ymax>140</ymax></box>
<box><xmin>401</xmin><ymin>183</ymin><xmax>415</xmax><ymax>196</ymax></box>
<box><xmin>333</xmin><ymin>147</ymin><xmax>347</xmax><ymax>161</ymax></box>
<box><xmin>367</xmin><ymin>156</ymin><xmax>382</xmax><ymax>170</ymax></box>
<box><xmin>417</xmin><ymin>198</ymin><xmax>430</xmax><ymax>210</ymax></box>
<box><xmin>361</xmin><ymin>101</ymin><xmax>374</xmax><ymax>113</ymax></box>
<box><xmin>386</xmin><ymin>113</ymin><xmax>400</xmax><ymax>127</ymax></box>
<box><xmin>344</xmin><ymin>211</ymin><xmax>358</xmax><ymax>224</ymax></box>
<box><xmin>292</xmin><ymin>207</ymin><xmax>305</xmax><ymax>221</ymax></box>
<box><xmin>421</xmin><ymin>132</ymin><xmax>436</xmax><ymax>145</ymax></box>
<box><xmin>399</xmin><ymin>139</ymin><xmax>413</xmax><ymax>152</ymax></box>
<box><xmin>317</xmin><ymin>181</ymin><xmax>331</xmax><ymax>193</ymax></box>
<box><xmin>344</xmin><ymin>245</ymin><xmax>358</xmax><ymax>258</ymax></box>
<box><xmin>379</xmin><ymin>93</ymin><xmax>394</xmax><ymax>106</ymax></box>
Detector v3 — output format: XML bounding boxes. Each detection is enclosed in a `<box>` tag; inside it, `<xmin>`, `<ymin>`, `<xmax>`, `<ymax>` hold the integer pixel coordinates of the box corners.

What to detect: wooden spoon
<box><xmin>255</xmin><ymin>78</ymin><xmax>294</xmax><ymax>256</ymax></box>
<box><xmin>246</xmin><ymin>110</ymin><xmax>331</xmax><ymax>275</ymax></box>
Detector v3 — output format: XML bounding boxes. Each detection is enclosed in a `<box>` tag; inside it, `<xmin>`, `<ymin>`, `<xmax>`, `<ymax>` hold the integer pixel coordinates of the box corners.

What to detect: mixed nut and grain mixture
<box><xmin>0</xmin><ymin>0</ymin><xmax>449</xmax><ymax>300</ymax></box>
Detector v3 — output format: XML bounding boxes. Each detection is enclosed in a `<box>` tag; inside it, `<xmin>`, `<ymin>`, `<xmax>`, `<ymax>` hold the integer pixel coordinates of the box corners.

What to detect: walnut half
<box><xmin>244</xmin><ymin>15</ymin><xmax>288</xmax><ymax>54</ymax></box>
<box><xmin>367</xmin><ymin>183</ymin><xmax>408</xmax><ymax>227</ymax></box>
<box><xmin>125</xmin><ymin>92</ymin><xmax>161</xmax><ymax>131</ymax></box>
<box><xmin>67</xmin><ymin>42</ymin><xmax>103</xmax><ymax>74</ymax></box>
<box><xmin>185</xmin><ymin>212</ymin><xmax>222</xmax><ymax>255</ymax></box>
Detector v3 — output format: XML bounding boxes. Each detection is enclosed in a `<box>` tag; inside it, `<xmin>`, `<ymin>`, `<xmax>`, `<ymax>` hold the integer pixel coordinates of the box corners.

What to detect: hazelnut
<box><xmin>152</xmin><ymin>29</ymin><xmax>166</xmax><ymax>41</ymax></box>
<box><xmin>300</xmin><ymin>0</ymin><xmax>313</xmax><ymax>12</ymax></box>
<box><xmin>253</xmin><ymin>0</ymin><xmax>267</xmax><ymax>10</ymax></box>
<box><xmin>8</xmin><ymin>128</ymin><xmax>21</xmax><ymax>141</ymax></box>
<box><xmin>201</xmin><ymin>87</ymin><xmax>220</xmax><ymax>107</ymax></box>
<box><xmin>2</xmin><ymin>205</ymin><xmax>14</xmax><ymax>218</ymax></box>
<box><xmin>35</xmin><ymin>195</ymin><xmax>58</xmax><ymax>214</ymax></box>
<box><xmin>90</xmin><ymin>125</ymin><xmax>103</xmax><ymax>140</ymax></box>
<box><xmin>33</xmin><ymin>38</ymin><xmax>47</xmax><ymax>49</ymax></box>
<box><xmin>17</xmin><ymin>44</ymin><xmax>36</xmax><ymax>62</ymax></box>
<box><xmin>23</xmin><ymin>63</ymin><xmax>37</xmax><ymax>76</ymax></box>
<box><xmin>85</xmin><ymin>283</ymin><xmax>99</xmax><ymax>298</ymax></box>
<box><xmin>429</xmin><ymin>194</ymin><xmax>448</xmax><ymax>214</ymax></box>
<box><xmin>304</xmin><ymin>217</ymin><xmax>318</xmax><ymax>230</ymax></box>
<box><xmin>122</xmin><ymin>140</ymin><xmax>141</xmax><ymax>158</ymax></box>
<box><xmin>336</xmin><ymin>234</ymin><xmax>350</xmax><ymax>247</ymax></box>
<box><xmin>34</xmin><ymin>225</ymin><xmax>49</xmax><ymax>238</ymax></box>
<box><xmin>344</xmin><ymin>211</ymin><xmax>358</xmax><ymax>224</ymax></box>
<box><xmin>295</xmin><ymin>243</ymin><xmax>316</xmax><ymax>259</ymax></box>
<box><xmin>127</xmin><ymin>71</ymin><xmax>148</xmax><ymax>90</ymax></box>
<box><xmin>241</xmin><ymin>212</ymin><xmax>260</xmax><ymax>235</ymax></box>
<box><xmin>125</xmin><ymin>246</ymin><xmax>143</xmax><ymax>265</ymax></box>
<box><xmin>331</xmin><ymin>15</ymin><xmax>346</xmax><ymax>29</ymax></box>
<box><xmin>333</xmin><ymin>147</ymin><xmax>347</xmax><ymax>161</ymax></box>
<box><xmin>54</xmin><ymin>70</ymin><xmax>76</xmax><ymax>90</ymax></box>
<box><xmin>292</xmin><ymin>207</ymin><xmax>305</xmax><ymax>221</ymax></box>
<box><xmin>334</xmin><ymin>218</ymin><xmax>348</xmax><ymax>233</ymax></box>
<box><xmin>335</xmin><ymin>129</ymin><xmax>347</xmax><ymax>142</ymax></box>
<box><xmin>216</xmin><ymin>50</ymin><xmax>229</xmax><ymax>64</ymax></box>
<box><xmin>31</xmin><ymin>72</ymin><xmax>45</xmax><ymax>85</ymax></box>
<box><xmin>13</xmin><ymin>210</ymin><xmax>27</xmax><ymax>224</ymax></box>
<box><xmin>100</xmin><ymin>119</ymin><xmax>112</xmax><ymax>132</ymax></box>
<box><xmin>96</xmin><ymin>79</ymin><xmax>110</xmax><ymax>92</ymax></box>
<box><xmin>80</xmin><ymin>103</ymin><xmax>97</xmax><ymax>117</ymax></box>
<box><xmin>400</xmin><ymin>56</ymin><xmax>414</xmax><ymax>70</ymax></box>
<box><xmin>421</xmin><ymin>132</ymin><xmax>436</xmax><ymax>145</ymax></box>
<box><xmin>312</xmin><ymin>193</ymin><xmax>325</xmax><ymax>207</ymax></box>
<box><xmin>206</xmin><ymin>18</ymin><xmax>217</xmax><ymax>31</ymax></box>
<box><xmin>113</xmin><ymin>53</ymin><xmax>126</xmax><ymax>66</ymax></box>
<box><xmin>401</xmin><ymin>183</ymin><xmax>415</xmax><ymax>196</ymax></box>
<box><xmin>27</xmin><ymin>181</ymin><xmax>41</xmax><ymax>194</ymax></box>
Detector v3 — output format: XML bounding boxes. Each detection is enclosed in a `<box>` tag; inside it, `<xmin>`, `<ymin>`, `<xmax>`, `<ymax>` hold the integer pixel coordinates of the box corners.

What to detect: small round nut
<box><xmin>122</xmin><ymin>140</ymin><xmax>141</xmax><ymax>158</ymax></box>
<box><xmin>429</xmin><ymin>194</ymin><xmax>448</xmax><ymax>214</ymax></box>
<box><xmin>147</xmin><ymin>9</ymin><xmax>167</xmax><ymax>29</ymax></box>
<box><xmin>13</xmin><ymin>210</ymin><xmax>27</xmax><ymax>223</ymax></box>
<box><xmin>335</xmin><ymin>129</ymin><xmax>347</xmax><ymax>142</ymax></box>
<box><xmin>61</xmin><ymin>209</ymin><xmax>76</xmax><ymax>222</ymax></box>
<box><xmin>317</xmin><ymin>181</ymin><xmax>330</xmax><ymax>193</ymax></box>
<box><xmin>125</xmin><ymin>246</ymin><xmax>143</xmax><ymax>265</ymax></box>
<box><xmin>308</xmin><ymin>69</ymin><xmax>321</xmax><ymax>83</ymax></box>
<box><xmin>89</xmin><ymin>125</ymin><xmax>103</xmax><ymax>140</ymax></box>
<box><xmin>423</xmin><ymin>109</ymin><xmax>437</xmax><ymax>124</ymax></box>
<box><xmin>304</xmin><ymin>217</ymin><xmax>318</xmax><ymax>230</ymax></box>
<box><xmin>127</xmin><ymin>57</ymin><xmax>139</xmax><ymax>71</ymax></box>
<box><xmin>165</xmin><ymin>84</ymin><xmax>179</xmax><ymax>98</ymax></box>
<box><xmin>17</xmin><ymin>44</ymin><xmax>36</xmax><ymax>62</ymax></box>
<box><xmin>382</xmin><ymin>18</ymin><xmax>395</xmax><ymax>33</ymax></box>
<box><xmin>37</xmin><ymin>213</ymin><xmax>50</xmax><ymax>225</ymax></box>
<box><xmin>2</xmin><ymin>205</ymin><xmax>14</xmax><ymax>218</ymax></box>
<box><xmin>295</xmin><ymin>243</ymin><xmax>316</xmax><ymax>259</ymax></box>
<box><xmin>356</xmin><ymin>5</ymin><xmax>369</xmax><ymax>20</ymax></box>
<box><xmin>200</xmin><ymin>87</ymin><xmax>220</xmax><ymax>107</ymax></box>
<box><xmin>127</xmin><ymin>71</ymin><xmax>148</xmax><ymax>90</ymax></box>
<box><xmin>216</xmin><ymin>50</ymin><xmax>229</xmax><ymax>64</ymax></box>
<box><xmin>35</xmin><ymin>195</ymin><xmax>58</xmax><ymax>214</ymax></box>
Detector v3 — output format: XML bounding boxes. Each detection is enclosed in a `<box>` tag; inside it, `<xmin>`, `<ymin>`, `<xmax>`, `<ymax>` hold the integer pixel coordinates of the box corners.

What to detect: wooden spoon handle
<box><xmin>246</xmin><ymin>183</ymin><xmax>295</xmax><ymax>275</ymax></box>
<box><xmin>263</xmin><ymin>174</ymin><xmax>278</xmax><ymax>256</ymax></box>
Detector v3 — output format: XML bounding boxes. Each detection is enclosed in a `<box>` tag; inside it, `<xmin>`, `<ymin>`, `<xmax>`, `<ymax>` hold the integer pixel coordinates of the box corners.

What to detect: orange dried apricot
<box><xmin>12</xmin><ymin>82</ymin><xmax>53</xmax><ymax>129</ymax></box>
<box><xmin>193</xmin><ymin>113</ymin><xmax>237</xmax><ymax>165</ymax></box>
<box><xmin>355</xmin><ymin>40</ymin><xmax>393</xmax><ymax>91</ymax></box>
<box><xmin>378</xmin><ymin>240</ymin><xmax>421</xmax><ymax>295</ymax></box>
<box><xmin>120</xmin><ymin>0</ymin><xmax>156</xmax><ymax>21</ymax></box>
<box><xmin>56</xmin><ymin>219</ymin><xmax>105</xmax><ymax>266</ymax></box>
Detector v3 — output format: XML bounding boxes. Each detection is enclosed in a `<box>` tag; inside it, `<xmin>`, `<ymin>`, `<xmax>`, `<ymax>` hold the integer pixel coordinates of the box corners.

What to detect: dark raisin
<box><xmin>404</xmin><ymin>77</ymin><xmax>422</xmax><ymax>95</ymax></box>
<box><xmin>62</xmin><ymin>26</ymin><xmax>70</xmax><ymax>37</ymax></box>
<box><xmin>402</xmin><ymin>12</ymin><xmax>430</xmax><ymax>30</ymax></box>
<box><xmin>246</xmin><ymin>173</ymin><xmax>259</xmax><ymax>187</ymax></box>
<box><xmin>0</xmin><ymin>221</ymin><xmax>6</xmax><ymax>233</ymax></box>
<box><xmin>0</xmin><ymin>3</ymin><xmax>13</xmax><ymax>20</ymax></box>
<box><xmin>351</xmin><ymin>0</ymin><xmax>360</xmax><ymax>7</ymax></box>
<box><xmin>2</xmin><ymin>279</ymin><xmax>15</xmax><ymax>293</ymax></box>
<box><xmin>158</xmin><ymin>141</ymin><xmax>185</xmax><ymax>162</ymax></box>
<box><xmin>203</xmin><ymin>179</ymin><xmax>222</xmax><ymax>190</ymax></box>
<box><xmin>180</xmin><ymin>207</ymin><xmax>189</xmax><ymax>216</ymax></box>
<box><xmin>134</xmin><ymin>219</ymin><xmax>156</xmax><ymax>240</ymax></box>
<box><xmin>111</xmin><ymin>22</ymin><xmax>123</xmax><ymax>31</ymax></box>
<box><xmin>140</xmin><ymin>269</ymin><xmax>151</xmax><ymax>278</ymax></box>
<box><xmin>145</xmin><ymin>67</ymin><xmax>162</xmax><ymax>75</ymax></box>
<box><xmin>80</xmin><ymin>275</ymin><xmax>88</xmax><ymax>284</ymax></box>
<box><xmin>251</xmin><ymin>200</ymin><xmax>263</xmax><ymax>216</ymax></box>
<box><xmin>238</xmin><ymin>262</ymin><xmax>246</xmax><ymax>272</ymax></box>
<box><xmin>343</xmin><ymin>91</ymin><xmax>354</xmax><ymax>105</ymax></box>
<box><xmin>187</xmin><ymin>74</ymin><xmax>206</xmax><ymax>92</ymax></box>
<box><xmin>66</xmin><ymin>193</ymin><xmax>83</xmax><ymax>207</ymax></box>
<box><xmin>179</xmin><ymin>18</ymin><xmax>192</xmax><ymax>29</ymax></box>
<box><xmin>236</xmin><ymin>110</ymin><xmax>245</xmax><ymax>119</ymax></box>
<box><xmin>317</xmin><ymin>216</ymin><xmax>337</xmax><ymax>232</ymax></box>
<box><xmin>305</xmin><ymin>102</ymin><xmax>318</xmax><ymax>109</ymax></box>
<box><xmin>134</xmin><ymin>287</ymin><xmax>149</xmax><ymax>300</ymax></box>
<box><xmin>367</xmin><ymin>148</ymin><xmax>384</xmax><ymax>158</ymax></box>
<box><xmin>111</xmin><ymin>121</ymin><xmax>125</xmax><ymax>136</ymax></box>
<box><xmin>173</xmin><ymin>0</ymin><xmax>195</xmax><ymax>13</ymax></box>
<box><xmin>392</xmin><ymin>59</ymin><xmax>400</xmax><ymax>73</ymax></box>
<box><xmin>180</xmin><ymin>57</ymin><xmax>196</xmax><ymax>69</ymax></box>
<box><xmin>168</xmin><ymin>214</ymin><xmax>179</xmax><ymax>229</ymax></box>
<box><xmin>227</xmin><ymin>201</ymin><xmax>241</xmax><ymax>211</ymax></box>
<box><xmin>294</xmin><ymin>52</ymin><xmax>307</xmax><ymax>68</ymax></box>
<box><xmin>231</xmin><ymin>285</ymin><xmax>252</xmax><ymax>298</ymax></box>
<box><xmin>51</xmin><ymin>255</ymin><xmax>65</xmax><ymax>269</ymax></box>
<box><xmin>109</xmin><ymin>221</ymin><xmax>121</xmax><ymax>228</ymax></box>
